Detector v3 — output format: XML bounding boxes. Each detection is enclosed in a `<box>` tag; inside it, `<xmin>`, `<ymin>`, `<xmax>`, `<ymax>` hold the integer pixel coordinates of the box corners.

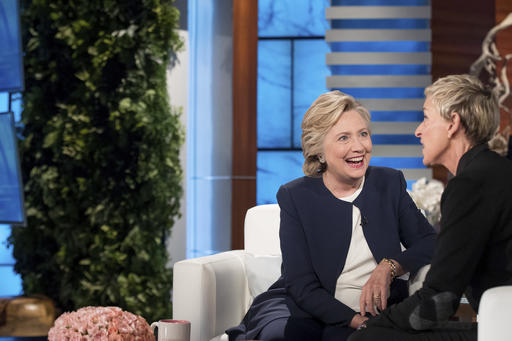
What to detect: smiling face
<box><xmin>415</xmin><ymin>96</ymin><xmax>452</xmax><ymax>168</ymax></box>
<box><xmin>321</xmin><ymin>110</ymin><xmax>372</xmax><ymax>189</ymax></box>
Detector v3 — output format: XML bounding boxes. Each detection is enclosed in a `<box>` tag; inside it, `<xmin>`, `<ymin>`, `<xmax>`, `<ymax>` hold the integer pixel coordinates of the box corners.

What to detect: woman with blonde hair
<box><xmin>349</xmin><ymin>75</ymin><xmax>512</xmax><ymax>341</ymax></box>
<box><xmin>227</xmin><ymin>90</ymin><xmax>436</xmax><ymax>341</ymax></box>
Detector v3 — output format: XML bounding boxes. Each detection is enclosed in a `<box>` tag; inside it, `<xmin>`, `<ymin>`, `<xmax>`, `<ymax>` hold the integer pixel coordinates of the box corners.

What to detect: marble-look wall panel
<box><xmin>188</xmin><ymin>178</ymin><xmax>232</xmax><ymax>257</ymax></box>
<box><xmin>292</xmin><ymin>39</ymin><xmax>330</xmax><ymax>148</ymax></box>
<box><xmin>259</xmin><ymin>0</ymin><xmax>330</xmax><ymax>37</ymax></box>
<box><xmin>257</xmin><ymin>151</ymin><xmax>303</xmax><ymax>205</ymax></box>
<box><xmin>187</xmin><ymin>0</ymin><xmax>233</xmax><ymax>257</ymax></box>
<box><xmin>257</xmin><ymin>40</ymin><xmax>292</xmax><ymax>149</ymax></box>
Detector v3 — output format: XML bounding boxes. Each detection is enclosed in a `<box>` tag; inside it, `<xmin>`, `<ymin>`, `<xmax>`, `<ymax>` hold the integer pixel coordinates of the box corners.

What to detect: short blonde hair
<box><xmin>301</xmin><ymin>90</ymin><xmax>371</xmax><ymax>176</ymax></box>
<box><xmin>425</xmin><ymin>74</ymin><xmax>499</xmax><ymax>145</ymax></box>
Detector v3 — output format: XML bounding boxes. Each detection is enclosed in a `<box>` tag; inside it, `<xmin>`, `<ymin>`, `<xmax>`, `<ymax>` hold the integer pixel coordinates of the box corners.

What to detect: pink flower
<box><xmin>48</xmin><ymin>306</ymin><xmax>155</xmax><ymax>341</ymax></box>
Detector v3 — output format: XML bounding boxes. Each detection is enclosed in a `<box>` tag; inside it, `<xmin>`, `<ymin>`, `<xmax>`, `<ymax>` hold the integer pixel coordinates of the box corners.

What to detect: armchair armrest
<box><xmin>408</xmin><ymin>264</ymin><xmax>430</xmax><ymax>295</ymax></box>
<box><xmin>173</xmin><ymin>250</ymin><xmax>251</xmax><ymax>341</ymax></box>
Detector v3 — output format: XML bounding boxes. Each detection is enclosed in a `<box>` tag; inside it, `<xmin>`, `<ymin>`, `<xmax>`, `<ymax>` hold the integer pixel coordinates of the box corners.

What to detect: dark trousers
<box><xmin>284</xmin><ymin>317</ymin><xmax>355</xmax><ymax>341</ymax></box>
<box><xmin>348</xmin><ymin>325</ymin><xmax>477</xmax><ymax>341</ymax></box>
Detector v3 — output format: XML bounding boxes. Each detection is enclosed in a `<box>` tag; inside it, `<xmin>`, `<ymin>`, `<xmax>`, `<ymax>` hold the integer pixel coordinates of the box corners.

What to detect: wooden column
<box><xmin>232</xmin><ymin>0</ymin><xmax>257</xmax><ymax>250</ymax></box>
<box><xmin>431</xmin><ymin>0</ymin><xmax>495</xmax><ymax>183</ymax></box>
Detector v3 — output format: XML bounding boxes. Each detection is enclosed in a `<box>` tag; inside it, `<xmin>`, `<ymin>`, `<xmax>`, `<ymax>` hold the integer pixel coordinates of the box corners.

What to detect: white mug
<box><xmin>150</xmin><ymin>319</ymin><xmax>191</xmax><ymax>341</ymax></box>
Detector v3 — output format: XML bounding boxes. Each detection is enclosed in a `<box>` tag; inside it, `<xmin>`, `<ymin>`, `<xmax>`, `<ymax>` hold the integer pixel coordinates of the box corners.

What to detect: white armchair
<box><xmin>172</xmin><ymin>204</ymin><xmax>282</xmax><ymax>341</ymax></box>
<box><xmin>478</xmin><ymin>285</ymin><xmax>512</xmax><ymax>340</ymax></box>
<box><xmin>172</xmin><ymin>204</ymin><xmax>429</xmax><ymax>341</ymax></box>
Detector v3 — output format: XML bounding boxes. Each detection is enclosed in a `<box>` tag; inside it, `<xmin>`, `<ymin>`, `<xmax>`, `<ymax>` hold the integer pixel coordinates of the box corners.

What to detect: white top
<box><xmin>334</xmin><ymin>177</ymin><xmax>377</xmax><ymax>312</ymax></box>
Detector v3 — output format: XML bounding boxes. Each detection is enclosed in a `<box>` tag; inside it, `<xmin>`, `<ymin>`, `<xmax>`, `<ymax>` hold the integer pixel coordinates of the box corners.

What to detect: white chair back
<box><xmin>478</xmin><ymin>285</ymin><xmax>512</xmax><ymax>341</ymax></box>
<box><xmin>244</xmin><ymin>204</ymin><xmax>281</xmax><ymax>255</ymax></box>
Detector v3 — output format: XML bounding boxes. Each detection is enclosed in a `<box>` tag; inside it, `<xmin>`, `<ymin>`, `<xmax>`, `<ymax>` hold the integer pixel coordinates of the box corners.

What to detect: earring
<box><xmin>318</xmin><ymin>155</ymin><xmax>325</xmax><ymax>163</ymax></box>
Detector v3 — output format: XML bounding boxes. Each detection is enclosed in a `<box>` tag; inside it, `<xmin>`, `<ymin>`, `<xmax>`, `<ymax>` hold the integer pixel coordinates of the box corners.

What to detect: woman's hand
<box><xmin>349</xmin><ymin>313</ymin><xmax>369</xmax><ymax>329</ymax></box>
<box><xmin>359</xmin><ymin>259</ymin><xmax>399</xmax><ymax>316</ymax></box>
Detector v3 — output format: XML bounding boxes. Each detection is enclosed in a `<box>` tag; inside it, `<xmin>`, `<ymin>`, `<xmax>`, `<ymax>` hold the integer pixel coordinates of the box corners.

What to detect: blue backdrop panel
<box><xmin>259</xmin><ymin>0</ymin><xmax>330</xmax><ymax>37</ymax></box>
<box><xmin>0</xmin><ymin>225</ymin><xmax>15</xmax><ymax>265</ymax></box>
<box><xmin>293</xmin><ymin>39</ymin><xmax>330</xmax><ymax>148</ymax></box>
<box><xmin>258</xmin><ymin>40</ymin><xmax>292</xmax><ymax>148</ymax></box>
<box><xmin>257</xmin><ymin>151</ymin><xmax>304</xmax><ymax>204</ymax></box>
<box><xmin>0</xmin><ymin>112</ymin><xmax>25</xmax><ymax>224</ymax></box>
<box><xmin>0</xmin><ymin>0</ymin><xmax>24</xmax><ymax>92</ymax></box>
<box><xmin>0</xmin><ymin>265</ymin><xmax>22</xmax><ymax>296</ymax></box>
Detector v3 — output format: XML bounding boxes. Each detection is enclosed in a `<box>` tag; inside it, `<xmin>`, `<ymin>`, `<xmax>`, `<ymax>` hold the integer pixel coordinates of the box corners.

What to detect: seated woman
<box><xmin>227</xmin><ymin>90</ymin><xmax>437</xmax><ymax>341</ymax></box>
<box><xmin>349</xmin><ymin>75</ymin><xmax>512</xmax><ymax>341</ymax></box>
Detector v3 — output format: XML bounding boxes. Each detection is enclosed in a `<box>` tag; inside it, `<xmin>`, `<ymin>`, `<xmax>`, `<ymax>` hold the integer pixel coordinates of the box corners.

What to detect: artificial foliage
<box><xmin>8</xmin><ymin>0</ymin><xmax>183</xmax><ymax>322</ymax></box>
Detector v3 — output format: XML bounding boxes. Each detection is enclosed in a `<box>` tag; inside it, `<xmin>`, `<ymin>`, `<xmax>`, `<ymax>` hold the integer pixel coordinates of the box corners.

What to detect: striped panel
<box><xmin>326</xmin><ymin>52</ymin><xmax>431</xmax><ymax>64</ymax></box>
<box><xmin>326</xmin><ymin>29</ymin><xmax>431</xmax><ymax>41</ymax></box>
<box><xmin>372</xmin><ymin>144</ymin><xmax>423</xmax><ymax>157</ymax></box>
<box><xmin>326</xmin><ymin>6</ymin><xmax>431</xmax><ymax>19</ymax></box>
<box><xmin>370</xmin><ymin>121</ymin><xmax>419</xmax><ymax>135</ymax></box>
<box><xmin>327</xmin><ymin>75</ymin><xmax>431</xmax><ymax>88</ymax></box>
<box><xmin>326</xmin><ymin>1</ymin><xmax>432</xmax><ymax>182</ymax></box>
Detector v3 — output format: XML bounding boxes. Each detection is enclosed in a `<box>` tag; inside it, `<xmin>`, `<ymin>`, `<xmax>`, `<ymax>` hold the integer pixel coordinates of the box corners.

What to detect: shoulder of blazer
<box><xmin>280</xmin><ymin>176</ymin><xmax>329</xmax><ymax>198</ymax></box>
<box><xmin>362</xmin><ymin>166</ymin><xmax>403</xmax><ymax>194</ymax></box>
<box><xmin>281</xmin><ymin>167</ymin><xmax>403</xmax><ymax>199</ymax></box>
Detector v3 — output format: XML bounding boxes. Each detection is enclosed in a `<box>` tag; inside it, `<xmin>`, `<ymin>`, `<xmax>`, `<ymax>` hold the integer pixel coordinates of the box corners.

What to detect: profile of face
<box><xmin>415</xmin><ymin>96</ymin><xmax>452</xmax><ymax>167</ymax></box>
<box><xmin>321</xmin><ymin>110</ymin><xmax>372</xmax><ymax>187</ymax></box>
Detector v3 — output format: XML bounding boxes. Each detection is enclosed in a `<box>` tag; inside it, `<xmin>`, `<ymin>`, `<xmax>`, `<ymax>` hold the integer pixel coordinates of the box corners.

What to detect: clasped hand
<box><xmin>359</xmin><ymin>261</ymin><xmax>393</xmax><ymax>316</ymax></box>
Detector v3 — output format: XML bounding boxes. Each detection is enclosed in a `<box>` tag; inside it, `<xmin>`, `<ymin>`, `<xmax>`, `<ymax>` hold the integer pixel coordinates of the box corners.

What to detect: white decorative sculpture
<box><xmin>470</xmin><ymin>12</ymin><xmax>512</xmax><ymax>156</ymax></box>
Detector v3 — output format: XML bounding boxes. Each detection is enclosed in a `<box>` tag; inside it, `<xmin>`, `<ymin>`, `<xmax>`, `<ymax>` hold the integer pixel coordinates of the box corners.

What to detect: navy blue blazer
<box><xmin>227</xmin><ymin>166</ymin><xmax>436</xmax><ymax>339</ymax></box>
<box><xmin>277</xmin><ymin>166</ymin><xmax>436</xmax><ymax>326</ymax></box>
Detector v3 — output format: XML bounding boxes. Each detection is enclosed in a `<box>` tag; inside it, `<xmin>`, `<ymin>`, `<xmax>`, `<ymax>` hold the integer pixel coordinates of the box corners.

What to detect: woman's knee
<box><xmin>347</xmin><ymin>328</ymin><xmax>375</xmax><ymax>341</ymax></box>
<box><xmin>284</xmin><ymin>317</ymin><xmax>323</xmax><ymax>341</ymax></box>
<box><xmin>258</xmin><ymin>317</ymin><xmax>288</xmax><ymax>341</ymax></box>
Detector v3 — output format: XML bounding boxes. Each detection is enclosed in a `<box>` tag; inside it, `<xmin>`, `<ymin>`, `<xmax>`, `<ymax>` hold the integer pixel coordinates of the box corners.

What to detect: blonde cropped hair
<box><xmin>301</xmin><ymin>90</ymin><xmax>371</xmax><ymax>176</ymax></box>
<box><xmin>425</xmin><ymin>74</ymin><xmax>499</xmax><ymax>145</ymax></box>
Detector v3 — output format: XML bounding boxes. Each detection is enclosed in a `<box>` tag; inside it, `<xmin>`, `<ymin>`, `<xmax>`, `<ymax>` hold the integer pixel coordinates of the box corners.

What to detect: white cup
<box><xmin>150</xmin><ymin>319</ymin><xmax>191</xmax><ymax>341</ymax></box>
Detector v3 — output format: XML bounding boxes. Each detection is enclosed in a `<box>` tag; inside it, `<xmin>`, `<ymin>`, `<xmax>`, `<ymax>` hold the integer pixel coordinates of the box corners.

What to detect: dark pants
<box><xmin>348</xmin><ymin>325</ymin><xmax>477</xmax><ymax>341</ymax></box>
<box><xmin>284</xmin><ymin>317</ymin><xmax>355</xmax><ymax>341</ymax></box>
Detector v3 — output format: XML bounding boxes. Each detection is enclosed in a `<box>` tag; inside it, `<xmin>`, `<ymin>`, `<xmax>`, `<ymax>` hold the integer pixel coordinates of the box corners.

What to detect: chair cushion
<box><xmin>244</xmin><ymin>204</ymin><xmax>281</xmax><ymax>255</ymax></box>
<box><xmin>244</xmin><ymin>253</ymin><xmax>282</xmax><ymax>298</ymax></box>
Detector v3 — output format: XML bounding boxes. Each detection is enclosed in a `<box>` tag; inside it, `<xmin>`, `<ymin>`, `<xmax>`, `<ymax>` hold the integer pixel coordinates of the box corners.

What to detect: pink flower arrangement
<box><xmin>48</xmin><ymin>306</ymin><xmax>155</xmax><ymax>341</ymax></box>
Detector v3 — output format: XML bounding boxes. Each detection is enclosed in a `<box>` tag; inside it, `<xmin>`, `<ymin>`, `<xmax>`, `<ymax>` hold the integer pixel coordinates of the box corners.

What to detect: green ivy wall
<box><xmin>9</xmin><ymin>0</ymin><xmax>183</xmax><ymax>322</ymax></box>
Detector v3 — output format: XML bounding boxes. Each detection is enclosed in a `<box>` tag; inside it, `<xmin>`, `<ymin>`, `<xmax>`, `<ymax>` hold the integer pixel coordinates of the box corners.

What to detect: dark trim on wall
<box><xmin>232</xmin><ymin>0</ymin><xmax>257</xmax><ymax>250</ymax></box>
